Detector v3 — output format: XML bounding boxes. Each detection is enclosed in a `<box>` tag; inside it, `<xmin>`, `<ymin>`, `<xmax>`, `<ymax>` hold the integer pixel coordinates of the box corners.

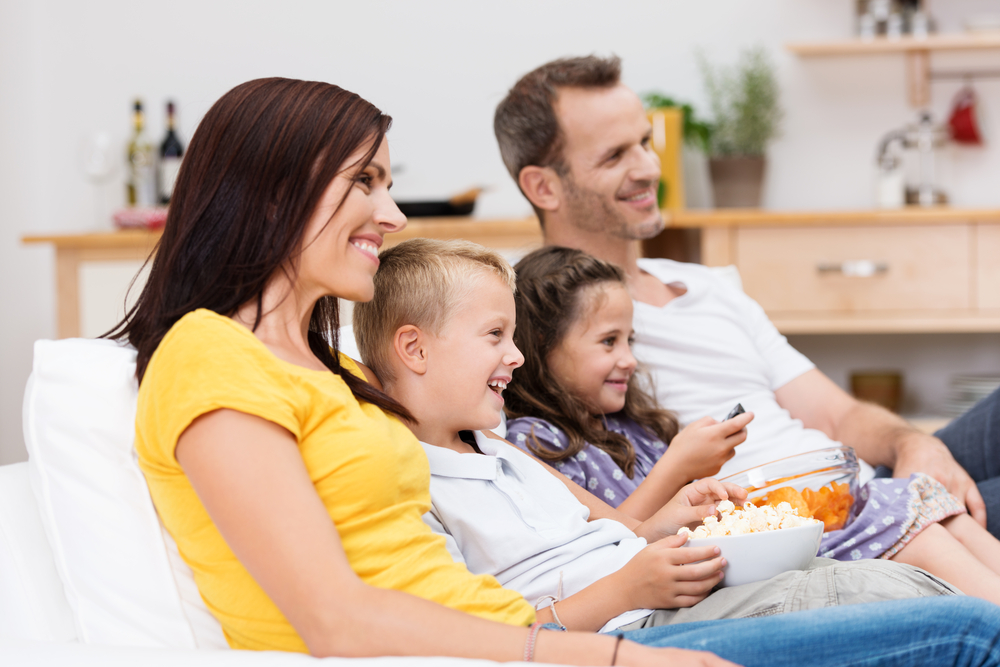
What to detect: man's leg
<box><xmin>619</xmin><ymin>597</ymin><xmax>1000</xmax><ymax>667</ymax></box>
<box><xmin>935</xmin><ymin>386</ymin><xmax>1000</xmax><ymax>537</ymax></box>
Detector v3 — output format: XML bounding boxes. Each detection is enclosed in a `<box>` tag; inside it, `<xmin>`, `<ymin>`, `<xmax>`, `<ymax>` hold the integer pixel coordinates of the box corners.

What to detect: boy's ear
<box><xmin>393</xmin><ymin>324</ymin><xmax>428</xmax><ymax>375</ymax></box>
<box><xmin>518</xmin><ymin>165</ymin><xmax>563</xmax><ymax>213</ymax></box>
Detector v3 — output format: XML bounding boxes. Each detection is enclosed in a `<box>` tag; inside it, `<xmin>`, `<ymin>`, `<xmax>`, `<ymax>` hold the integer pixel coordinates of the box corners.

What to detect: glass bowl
<box><xmin>718</xmin><ymin>446</ymin><xmax>861</xmax><ymax>530</ymax></box>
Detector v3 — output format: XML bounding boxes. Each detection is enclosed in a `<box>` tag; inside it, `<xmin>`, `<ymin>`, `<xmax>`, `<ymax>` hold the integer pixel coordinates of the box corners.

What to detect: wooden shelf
<box><xmin>786</xmin><ymin>32</ymin><xmax>1000</xmax><ymax>56</ymax></box>
<box><xmin>787</xmin><ymin>32</ymin><xmax>1000</xmax><ymax>108</ymax></box>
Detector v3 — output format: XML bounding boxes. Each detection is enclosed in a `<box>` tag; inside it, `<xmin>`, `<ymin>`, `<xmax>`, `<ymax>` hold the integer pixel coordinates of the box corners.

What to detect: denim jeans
<box><xmin>616</xmin><ymin>597</ymin><xmax>1000</xmax><ymax>666</ymax></box>
<box><xmin>935</xmin><ymin>385</ymin><xmax>1000</xmax><ymax>538</ymax></box>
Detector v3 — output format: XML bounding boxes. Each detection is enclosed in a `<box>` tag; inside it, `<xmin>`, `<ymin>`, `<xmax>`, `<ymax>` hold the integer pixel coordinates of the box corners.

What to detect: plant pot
<box><xmin>709</xmin><ymin>156</ymin><xmax>766</xmax><ymax>208</ymax></box>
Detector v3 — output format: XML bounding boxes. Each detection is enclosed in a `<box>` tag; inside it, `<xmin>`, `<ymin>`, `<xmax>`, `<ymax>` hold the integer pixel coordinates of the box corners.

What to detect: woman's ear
<box><xmin>393</xmin><ymin>325</ymin><xmax>428</xmax><ymax>375</ymax></box>
<box><xmin>518</xmin><ymin>165</ymin><xmax>562</xmax><ymax>213</ymax></box>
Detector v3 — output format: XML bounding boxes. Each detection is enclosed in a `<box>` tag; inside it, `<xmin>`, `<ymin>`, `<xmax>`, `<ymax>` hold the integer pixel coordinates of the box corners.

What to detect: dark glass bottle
<box><xmin>158</xmin><ymin>101</ymin><xmax>184</xmax><ymax>204</ymax></box>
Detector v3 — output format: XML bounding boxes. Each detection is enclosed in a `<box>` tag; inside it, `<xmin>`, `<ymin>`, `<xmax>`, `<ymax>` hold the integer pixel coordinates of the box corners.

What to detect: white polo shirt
<box><xmin>420</xmin><ymin>430</ymin><xmax>652</xmax><ymax>632</ymax></box>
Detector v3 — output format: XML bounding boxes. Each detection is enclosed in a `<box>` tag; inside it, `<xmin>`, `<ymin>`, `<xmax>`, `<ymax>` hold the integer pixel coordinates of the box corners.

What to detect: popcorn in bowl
<box><xmin>679</xmin><ymin>499</ymin><xmax>820</xmax><ymax>539</ymax></box>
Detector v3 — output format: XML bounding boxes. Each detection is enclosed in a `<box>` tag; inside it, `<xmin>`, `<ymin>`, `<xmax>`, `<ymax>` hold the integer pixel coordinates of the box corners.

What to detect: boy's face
<box><xmin>423</xmin><ymin>274</ymin><xmax>524</xmax><ymax>434</ymax></box>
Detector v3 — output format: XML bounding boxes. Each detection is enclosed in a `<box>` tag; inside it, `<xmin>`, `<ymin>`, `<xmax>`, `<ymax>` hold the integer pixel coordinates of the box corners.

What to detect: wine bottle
<box><xmin>126</xmin><ymin>100</ymin><xmax>156</xmax><ymax>207</ymax></box>
<box><xmin>158</xmin><ymin>101</ymin><xmax>184</xmax><ymax>204</ymax></box>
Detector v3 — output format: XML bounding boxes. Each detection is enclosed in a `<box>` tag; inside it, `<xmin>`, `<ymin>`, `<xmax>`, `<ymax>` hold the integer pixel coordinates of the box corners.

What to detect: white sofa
<box><xmin>0</xmin><ymin>338</ymin><xmax>548</xmax><ymax>666</ymax></box>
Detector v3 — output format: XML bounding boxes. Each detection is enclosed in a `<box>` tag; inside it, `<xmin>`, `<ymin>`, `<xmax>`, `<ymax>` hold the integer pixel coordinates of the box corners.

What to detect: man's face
<box><xmin>553</xmin><ymin>84</ymin><xmax>664</xmax><ymax>240</ymax></box>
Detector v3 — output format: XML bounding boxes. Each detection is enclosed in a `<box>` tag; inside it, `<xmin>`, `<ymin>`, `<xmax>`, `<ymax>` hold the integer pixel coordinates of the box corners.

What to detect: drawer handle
<box><xmin>816</xmin><ymin>260</ymin><xmax>889</xmax><ymax>277</ymax></box>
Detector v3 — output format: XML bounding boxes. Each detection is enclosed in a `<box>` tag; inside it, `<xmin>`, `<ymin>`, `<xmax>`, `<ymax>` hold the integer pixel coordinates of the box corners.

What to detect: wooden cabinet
<box><xmin>667</xmin><ymin>208</ymin><xmax>1000</xmax><ymax>334</ymax></box>
<box><xmin>979</xmin><ymin>223</ymin><xmax>1000</xmax><ymax>311</ymax></box>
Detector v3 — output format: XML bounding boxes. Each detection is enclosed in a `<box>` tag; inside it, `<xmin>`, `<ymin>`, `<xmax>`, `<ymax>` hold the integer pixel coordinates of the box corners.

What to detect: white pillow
<box><xmin>23</xmin><ymin>338</ymin><xmax>227</xmax><ymax>649</ymax></box>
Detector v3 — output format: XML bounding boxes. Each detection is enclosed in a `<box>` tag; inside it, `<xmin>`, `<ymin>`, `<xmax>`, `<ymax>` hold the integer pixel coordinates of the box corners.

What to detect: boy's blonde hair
<box><xmin>353</xmin><ymin>238</ymin><xmax>517</xmax><ymax>386</ymax></box>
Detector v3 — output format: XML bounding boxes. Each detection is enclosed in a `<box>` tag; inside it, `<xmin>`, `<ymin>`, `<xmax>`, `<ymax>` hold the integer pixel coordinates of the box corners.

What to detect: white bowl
<box><xmin>683</xmin><ymin>521</ymin><xmax>823</xmax><ymax>587</ymax></box>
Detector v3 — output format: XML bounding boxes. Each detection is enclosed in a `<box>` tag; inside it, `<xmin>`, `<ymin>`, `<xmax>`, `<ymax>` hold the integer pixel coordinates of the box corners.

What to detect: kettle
<box><xmin>876</xmin><ymin>111</ymin><xmax>949</xmax><ymax>208</ymax></box>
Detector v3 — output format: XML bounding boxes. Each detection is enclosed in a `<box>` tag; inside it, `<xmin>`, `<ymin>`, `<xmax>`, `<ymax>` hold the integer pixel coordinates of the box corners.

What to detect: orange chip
<box><xmin>762</xmin><ymin>487</ymin><xmax>813</xmax><ymax>519</ymax></box>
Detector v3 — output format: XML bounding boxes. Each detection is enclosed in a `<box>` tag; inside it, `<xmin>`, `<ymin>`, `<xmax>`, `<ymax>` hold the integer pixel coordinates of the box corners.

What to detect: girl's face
<box><xmin>297</xmin><ymin>138</ymin><xmax>406</xmax><ymax>303</ymax></box>
<box><xmin>547</xmin><ymin>282</ymin><xmax>637</xmax><ymax>415</ymax></box>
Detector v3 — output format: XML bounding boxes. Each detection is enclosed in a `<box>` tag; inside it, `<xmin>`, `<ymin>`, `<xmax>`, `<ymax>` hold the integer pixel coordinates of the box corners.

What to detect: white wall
<box><xmin>2</xmin><ymin>0</ymin><xmax>1000</xmax><ymax>463</ymax></box>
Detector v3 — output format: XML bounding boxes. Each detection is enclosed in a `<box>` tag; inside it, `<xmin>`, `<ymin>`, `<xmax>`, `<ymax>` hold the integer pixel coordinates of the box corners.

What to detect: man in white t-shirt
<box><xmin>493</xmin><ymin>55</ymin><xmax>1000</xmax><ymax>536</ymax></box>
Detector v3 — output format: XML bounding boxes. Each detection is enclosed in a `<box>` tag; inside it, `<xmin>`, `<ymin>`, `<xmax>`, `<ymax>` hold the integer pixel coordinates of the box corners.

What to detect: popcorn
<box><xmin>679</xmin><ymin>499</ymin><xmax>820</xmax><ymax>539</ymax></box>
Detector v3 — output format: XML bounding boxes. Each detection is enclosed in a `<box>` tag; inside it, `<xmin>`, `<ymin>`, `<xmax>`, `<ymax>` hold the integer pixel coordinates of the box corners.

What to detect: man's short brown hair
<box><xmin>353</xmin><ymin>238</ymin><xmax>516</xmax><ymax>387</ymax></box>
<box><xmin>494</xmin><ymin>55</ymin><xmax>621</xmax><ymax>209</ymax></box>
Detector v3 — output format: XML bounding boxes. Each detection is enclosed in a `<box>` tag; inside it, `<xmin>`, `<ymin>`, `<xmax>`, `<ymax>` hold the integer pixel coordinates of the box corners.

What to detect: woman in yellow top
<box><xmin>106</xmin><ymin>76</ymin><xmax>730</xmax><ymax>666</ymax></box>
<box><xmin>107</xmin><ymin>78</ymin><xmax>1000</xmax><ymax>667</ymax></box>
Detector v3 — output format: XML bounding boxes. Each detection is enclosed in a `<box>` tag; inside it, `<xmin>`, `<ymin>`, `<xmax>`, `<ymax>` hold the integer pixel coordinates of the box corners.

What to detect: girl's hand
<box><xmin>639</xmin><ymin>478</ymin><xmax>747</xmax><ymax>539</ymax></box>
<box><xmin>668</xmin><ymin>411</ymin><xmax>754</xmax><ymax>481</ymax></box>
<box><xmin>618</xmin><ymin>534</ymin><xmax>726</xmax><ymax>611</ymax></box>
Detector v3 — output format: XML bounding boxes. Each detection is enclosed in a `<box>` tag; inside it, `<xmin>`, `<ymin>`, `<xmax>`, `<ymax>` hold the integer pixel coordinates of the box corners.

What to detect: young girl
<box><xmin>505</xmin><ymin>245</ymin><xmax>1000</xmax><ymax>607</ymax></box>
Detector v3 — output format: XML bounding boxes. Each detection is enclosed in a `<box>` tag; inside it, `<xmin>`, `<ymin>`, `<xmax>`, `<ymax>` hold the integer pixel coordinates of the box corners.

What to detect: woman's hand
<box><xmin>617</xmin><ymin>534</ymin><xmax>726</xmax><ymax>611</ymax></box>
<box><xmin>634</xmin><ymin>478</ymin><xmax>747</xmax><ymax>542</ymax></box>
<box><xmin>615</xmin><ymin>641</ymin><xmax>743</xmax><ymax>667</ymax></box>
<box><xmin>667</xmin><ymin>412</ymin><xmax>754</xmax><ymax>481</ymax></box>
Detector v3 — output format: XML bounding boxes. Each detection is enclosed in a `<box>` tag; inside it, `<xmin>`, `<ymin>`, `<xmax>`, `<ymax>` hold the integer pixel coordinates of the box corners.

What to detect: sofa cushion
<box><xmin>0</xmin><ymin>462</ymin><xmax>77</xmax><ymax>642</ymax></box>
<box><xmin>23</xmin><ymin>338</ymin><xmax>226</xmax><ymax>649</ymax></box>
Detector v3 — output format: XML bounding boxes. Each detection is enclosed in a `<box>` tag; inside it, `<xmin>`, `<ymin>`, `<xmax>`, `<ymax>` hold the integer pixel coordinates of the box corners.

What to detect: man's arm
<box><xmin>774</xmin><ymin>368</ymin><xmax>987</xmax><ymax>527</ymax></box>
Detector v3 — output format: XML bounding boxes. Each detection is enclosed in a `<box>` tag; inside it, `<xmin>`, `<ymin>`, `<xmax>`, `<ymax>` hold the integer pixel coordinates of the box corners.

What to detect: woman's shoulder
<box><xmin>158</xmin><ymin>308</ymin><xmax>259</xmax><ymax>355</ymax></box>
<box><xmin>143</xmin><ymin>309</ymin><xmax>291</xmax><ymax>398</ymax></box>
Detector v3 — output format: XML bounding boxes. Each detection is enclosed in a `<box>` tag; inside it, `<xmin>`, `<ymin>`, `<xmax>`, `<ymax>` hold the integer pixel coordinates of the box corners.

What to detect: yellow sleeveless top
<box><xmin>135</xmin><ymin>309</ymin><xmax>534</xmax><ymax>652</ymax></box>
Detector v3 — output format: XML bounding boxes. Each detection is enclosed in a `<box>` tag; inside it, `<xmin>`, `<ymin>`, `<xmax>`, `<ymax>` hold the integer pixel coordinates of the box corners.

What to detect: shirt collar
<box><xmin>420</xmin><ymin>439</ymin><xmax>498</xmax><ymax>480</ymax></box>
<box><xmin>420</xmin><ymin>431</ymin><xmax>525</xmax><ymax>481</ymax></box>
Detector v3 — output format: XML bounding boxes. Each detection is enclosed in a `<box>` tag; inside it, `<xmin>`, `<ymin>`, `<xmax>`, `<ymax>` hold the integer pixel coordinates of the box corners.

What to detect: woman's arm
<box><xmin>178</xmin><ymin>409</ymin><xmax>733</xmax><ymax>665</ymax></box>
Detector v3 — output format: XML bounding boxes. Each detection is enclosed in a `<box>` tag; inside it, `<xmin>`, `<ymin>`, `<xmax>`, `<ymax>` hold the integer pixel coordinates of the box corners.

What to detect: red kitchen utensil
<box><xmin>948</xmin><ymin>86</ymin><xmax>983</xmax><ymax>145</ymax></box>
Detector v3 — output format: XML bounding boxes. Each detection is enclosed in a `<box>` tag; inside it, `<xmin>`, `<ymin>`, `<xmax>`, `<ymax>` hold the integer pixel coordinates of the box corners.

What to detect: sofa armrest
<box><xmin>0</xmin><ymin>463</ymin><xmax>77</xmax><ymax>642</ymax></box>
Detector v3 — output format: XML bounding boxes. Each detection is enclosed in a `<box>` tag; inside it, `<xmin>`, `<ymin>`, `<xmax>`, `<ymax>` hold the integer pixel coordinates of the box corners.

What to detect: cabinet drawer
<box><xmin>980</xmin><ymin>224</ymin><xmax>1000</xmax><ymax>310</ymax></box>
<box><xmin>736</xmin><ymin>225</ymin><xmax>971</xmax><ymax>313</ymax></box>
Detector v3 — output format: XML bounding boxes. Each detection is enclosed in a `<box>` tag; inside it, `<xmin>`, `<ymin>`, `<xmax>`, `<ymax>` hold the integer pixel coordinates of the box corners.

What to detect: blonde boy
<box><xmin>353</xmin><ymin>238</ymin><xmax>524</xmax><ymax>452</ymax></box>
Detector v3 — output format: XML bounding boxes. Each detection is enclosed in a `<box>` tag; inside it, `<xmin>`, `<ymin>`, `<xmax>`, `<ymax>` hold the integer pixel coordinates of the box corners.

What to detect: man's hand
<box><xmin>894</xmin><ymin>432</ymin><xmax>987</xmax><ymax>528</ymax></box>
<box><xmin>775</xmin><ymin>369</ymin><xmax>987</xmax><ymax>527</ymax></box>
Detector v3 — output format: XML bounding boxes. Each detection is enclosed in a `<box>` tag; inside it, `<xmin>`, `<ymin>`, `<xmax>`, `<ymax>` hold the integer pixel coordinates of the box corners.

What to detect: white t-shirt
<box><xmin>420</xmin><ymin>430</ymin><xmax>652</xmax><ymax>632</ymax></box>
<box><xmin>633</xmin><ymin>259</ymin><xmax>875</xmax><ymax>482</ymax></box>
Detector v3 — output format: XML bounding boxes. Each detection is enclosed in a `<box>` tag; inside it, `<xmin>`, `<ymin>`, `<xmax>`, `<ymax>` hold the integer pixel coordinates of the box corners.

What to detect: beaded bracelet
<box><xmin>523</xmin><ymin>622</ymin><xmax>543</xmax><ymax>662</ymax></box>
<box><xmin>534</xmin><ymin>595</ymin><xmax>567</xmax><ymax>631</ymax></box>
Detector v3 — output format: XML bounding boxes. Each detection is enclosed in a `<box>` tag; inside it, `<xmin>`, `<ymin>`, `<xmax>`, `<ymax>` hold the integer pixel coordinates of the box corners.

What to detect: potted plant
<box><xmin>700</xmin><ymin>46</ymin><xmax>782</xmax><ymax>208</ymax></box>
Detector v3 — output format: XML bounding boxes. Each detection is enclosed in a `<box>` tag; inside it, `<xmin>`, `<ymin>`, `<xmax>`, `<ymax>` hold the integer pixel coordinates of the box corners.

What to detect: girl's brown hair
<box><xmin>505</xmin><ymin>246</ymin><xmax>678</xmax><ymax>477</ymax></box>
<box><xmin>106</xmin><ymin>77</ymin><xmax>410</xmax><ymax>420</ymax></box>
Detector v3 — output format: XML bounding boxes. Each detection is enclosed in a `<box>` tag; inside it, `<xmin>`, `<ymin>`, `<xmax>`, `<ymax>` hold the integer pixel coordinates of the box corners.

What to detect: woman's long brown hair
<box><xmin>105</xmin><ymin>77</ymin><xmax>411</xmax><ymax>421</ymax></box>
<box><xmin>505</xmin><ymin>246</ymin><xmax>678</xmax><ymax>477</ymax></box>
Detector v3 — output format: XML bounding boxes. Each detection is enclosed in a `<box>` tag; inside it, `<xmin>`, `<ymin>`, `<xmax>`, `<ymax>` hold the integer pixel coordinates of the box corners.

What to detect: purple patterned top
<box><xmin>505</xmin><ymin>414</ymin><xmax>668</xmax><ymax>508</ymax></box>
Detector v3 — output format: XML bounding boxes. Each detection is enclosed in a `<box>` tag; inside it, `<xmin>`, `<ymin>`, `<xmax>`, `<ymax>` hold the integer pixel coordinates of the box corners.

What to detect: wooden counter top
<box><xmin>667</xmin><ymin>207</ymin><xmax>1000</xmax><ymax>228</ymax></box>
<box><xmin>22</xmin><ymin>216</ymin><xmax>543</xmax><ymax>250</ymax></box>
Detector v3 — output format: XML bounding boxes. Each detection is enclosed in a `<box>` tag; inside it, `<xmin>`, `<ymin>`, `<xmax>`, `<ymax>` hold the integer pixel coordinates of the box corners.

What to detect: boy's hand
<box><xmin>618</xmin><ymin>534</ymin><xmax>726</xmax><ymax>611</ymax></box>
<box><xmin>640</xmin><ymin>478</ymin><xmax>747</xmax><ymax>539</ymax></box>
<box><xmin>668</xmin><ymin>411</ymin><xmax>754</xmax><ymax>481</ymax></box>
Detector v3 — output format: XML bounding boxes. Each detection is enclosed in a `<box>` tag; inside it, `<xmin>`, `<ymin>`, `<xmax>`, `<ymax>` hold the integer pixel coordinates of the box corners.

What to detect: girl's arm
<box><xmin>178</xmin><ymin>409</ymin><xmax>732</xmax><ymax>665</ymax></box>
<box><xmin>517</xmin><ymin>441</ymin><xmax>743</xmax><ymax>543</ymax></box>
<box><xmin>617</xmin><ymin>412</ymin><xmax>754</xmax><ymax>521</ymax></box>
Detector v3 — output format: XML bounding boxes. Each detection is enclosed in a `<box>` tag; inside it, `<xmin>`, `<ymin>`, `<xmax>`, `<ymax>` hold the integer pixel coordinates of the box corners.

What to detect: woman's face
<box><xmin>298</xmin><ymin>138</ymin><xmax>406</xmax><ymax>303</ymax></box>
